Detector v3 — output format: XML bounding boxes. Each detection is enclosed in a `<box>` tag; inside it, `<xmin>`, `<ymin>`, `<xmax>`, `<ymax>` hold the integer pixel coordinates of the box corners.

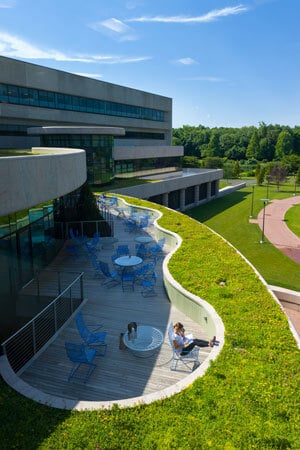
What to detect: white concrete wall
<box><xmin>0</xmin><ymin>148</ymin><xmax>86</xmax><ymax>216</ymax></box>
<box><xmin>113</xmin><ymin>145</ymin><xmax>183</xmax><ymax>160</ymax></box>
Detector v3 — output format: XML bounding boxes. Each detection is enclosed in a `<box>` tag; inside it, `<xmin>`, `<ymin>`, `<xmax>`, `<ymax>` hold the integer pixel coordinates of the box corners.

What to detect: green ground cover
<box><xmin>1</xmin><ymin>193</ymin><xmax>299</xmax><ymax>449</ymax></box>
<box><xmin>188</xmin><ymin>182</ymin><xmax>300</xmax><ymax>291</ymax></box>
<box><xmin>285</xmin><ymin>204</ymin><xmax>300</xmax><ymax>239</ymax></box>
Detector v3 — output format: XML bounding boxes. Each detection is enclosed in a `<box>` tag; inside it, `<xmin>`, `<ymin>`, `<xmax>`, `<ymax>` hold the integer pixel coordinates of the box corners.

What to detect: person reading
<box><xmin>172</xmin><ymin>322</ymin><xmax>216</xmax><ymax>355</ymax></box>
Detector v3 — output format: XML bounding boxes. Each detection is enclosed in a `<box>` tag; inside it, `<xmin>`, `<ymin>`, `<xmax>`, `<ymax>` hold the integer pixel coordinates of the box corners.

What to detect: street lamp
<box><xmin>293</xmin><ymin>172</ymin><xmax>297</xmax><ymax>196</ymax></box>
<box><xmin>266</xmin><ymin>175</ymin><xmax>271</xmax><ymax>199</ymax></box>
<box><xmin>260</xmin><ymin>198</ymin><xmax>269</xmax><ymax>244</ymax></box>
<box><xmin>249</xmin><ymin>185</ymin><xmax>255</xmax><ymax>218</ymax></box>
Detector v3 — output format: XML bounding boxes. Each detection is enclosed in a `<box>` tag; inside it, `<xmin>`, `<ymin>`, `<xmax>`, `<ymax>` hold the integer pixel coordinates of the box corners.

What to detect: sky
<box><xmin>0</xmin><ymin>0</ymin><xmax>300</xmax><ymax>129</ymax></box>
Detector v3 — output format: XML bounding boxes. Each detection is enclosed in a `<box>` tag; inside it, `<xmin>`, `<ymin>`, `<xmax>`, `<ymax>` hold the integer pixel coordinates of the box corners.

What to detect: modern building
<box><xmin>0</xmin><ymin>57</ymin><xmax>223</xmax><ymax>341</ymax></box>
<box><xmin>0</xmin><ymin>55</ymin><xmax>182</xmax><ymax>179</ymax></box>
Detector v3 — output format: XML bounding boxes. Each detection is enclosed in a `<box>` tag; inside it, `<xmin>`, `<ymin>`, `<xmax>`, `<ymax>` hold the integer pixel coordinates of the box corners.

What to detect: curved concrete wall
<box><xmin>0</xmin><ymin>148</ymin><xmax>86</xmax><ymax>216</ymax></box>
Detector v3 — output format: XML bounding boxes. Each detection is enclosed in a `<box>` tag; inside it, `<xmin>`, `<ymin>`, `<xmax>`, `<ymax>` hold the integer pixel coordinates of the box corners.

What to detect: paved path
<box><xmin>257</xmin><ymin>195</ymin><xmax>300</xmax><ymax>263</ymax></box>
<box><xmin>256</xmin><ymin>195</ymin><xmax>300</xmax><ymax>336</ymax></box>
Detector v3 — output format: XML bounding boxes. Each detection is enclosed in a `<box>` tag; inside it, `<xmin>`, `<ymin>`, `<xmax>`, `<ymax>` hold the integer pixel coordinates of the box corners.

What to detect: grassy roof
<box><xmin>1</xmin><ymin>194</ymin><xmax>299</xmax><ymax>449</ymax></box>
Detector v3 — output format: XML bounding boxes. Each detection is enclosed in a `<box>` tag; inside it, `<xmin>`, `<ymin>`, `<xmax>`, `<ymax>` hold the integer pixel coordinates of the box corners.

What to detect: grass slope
<box><xmin>0</xmin><ymin>194</ymin><xmax>299</xmax><ymax>449</ymax></box>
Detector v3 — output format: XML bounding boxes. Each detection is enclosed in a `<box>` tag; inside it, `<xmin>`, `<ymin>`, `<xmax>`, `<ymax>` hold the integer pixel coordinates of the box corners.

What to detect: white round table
<box><xmin>115</xmin><ymin>255</ymin><xmax>143</xmax><ymax>268</ymax></box>
<box><xmin>134</xmin><ymin>236</ymin><xmax>154</xmax><ymax>244</ymax></box>
<box><xmin>123</xmin><ymin>325</ymin><xmax>164</xmax><ymax>358</ymax></box>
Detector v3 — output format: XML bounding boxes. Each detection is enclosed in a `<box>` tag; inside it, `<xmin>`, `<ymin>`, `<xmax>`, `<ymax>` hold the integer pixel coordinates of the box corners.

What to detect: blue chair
<box><xmin>121</xmin><ymin>270</ymin><xmax>135</xmax><ymax>291</ymax></box>
<box><xmin>141</xmin><ymin>271</ymin><xmax>158</xmax><ymax>297</ymax></box>
<box><xmin>148</xmin><ymin>238</ymin><xmax>166</xmax><ymax>258</ymax></box>
<box><xmin>98</xmin><ymin>261</ymin><xmax>120</xmax><ymax>288</ymax></box>
<box><xmin>76</xmin><ymin>311</ymin><xmax>107</xmax><ymax>355</ymax></box>
<box><xmin>116</xmin><ymin>244</ymin><xmax>130</xmax><ymax>257</ymax></box>
<box><xmin>65</xmin><ymin>342</ymin><xmax>97</xmax><ymax>383</ymax></box>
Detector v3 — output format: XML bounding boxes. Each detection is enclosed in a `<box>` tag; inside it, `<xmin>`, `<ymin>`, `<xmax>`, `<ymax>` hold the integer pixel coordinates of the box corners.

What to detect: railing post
<box><xmin>37</xmin><ymin>272</ymin><xmax>40</xmax><ymax>299</ymax></box>
<box><xmin>54</xmin><ymin>302</ymin><xmax>58</xmax><ymax>332</ymax></box>
<box><xmin>32</xmin><ymin>321</ymin><xmax>37</xmax><ymax>354</ymax></box>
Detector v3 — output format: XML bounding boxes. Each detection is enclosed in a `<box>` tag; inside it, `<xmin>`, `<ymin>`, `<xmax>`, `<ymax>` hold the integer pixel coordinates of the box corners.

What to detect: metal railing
<box><xmin>1</xmin><ymin>272</ymin><xmax>84</xmax><ymax>374</ymax></box>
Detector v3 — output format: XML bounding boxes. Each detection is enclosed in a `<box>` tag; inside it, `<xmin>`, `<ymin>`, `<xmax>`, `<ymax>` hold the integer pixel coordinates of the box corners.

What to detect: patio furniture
<box><xmin>116</xmin><ymin>244</ymin><xmax>130</xmax><ymax>257</ymax></box>
<box><xmin>121</xmin><ymin>270</ymin><xmax>136</xmax><ymax>291</ymax></box>
<box><xmin>98</xmin><ymin>261</ymin><xmax>120</xmax><ymax>288</ymax></box>
<box><xmin>122</xmin><ymin>325</ymin><xmax>164</xmax><ymax>358</ymax></box>
<box><xmin>65</xmin><ymin>342</ymin><xmax>97</xmax><ymax>383</ymax></box>
<box><xmin>115</xmin><ymin>255</ymin><xmax>143</xmax><ymax>274</ymax></box>
<box><xmin>99</xmin><ymin>236</ymin><xmax>118</xmax><ymax>250</ymax></box>
<box><xmin>76</xmin><ymin>311</ymin><xmax>107</xmax><ymax>355</ymax></box>
<box><xmin>140</xmin><ymin>271</ymin><xmax>158</xmax><ymax>297</ymax></box>
<box><xmin>167</xmin><ymin>323</ymin><xmax>199</xmax><ymax>372</ymax></box>
<box><xmin>148</xmin><ymin>238</ymin><xmax>166</xmax><ymax>258</ymax></box>
<box><xmin>135</xmin><ymin>236</ymin><xmax>154</xmax><ymax>245</ymax></box>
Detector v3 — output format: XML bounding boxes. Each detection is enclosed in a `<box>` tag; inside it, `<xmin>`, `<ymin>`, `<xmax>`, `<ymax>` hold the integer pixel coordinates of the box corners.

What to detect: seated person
<box><xmin>172</xmin><ymin>322</ymin><xmax>216</xmax><ymax>355</ymax></box>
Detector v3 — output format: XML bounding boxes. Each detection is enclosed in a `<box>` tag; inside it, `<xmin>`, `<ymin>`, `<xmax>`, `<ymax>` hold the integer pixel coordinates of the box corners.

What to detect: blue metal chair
<box><xmin>98</xmin><ymin>261</ymin><xmax>120</xmax><ymax>288</ymax></box>
<box><xmin>141</xmin><ymin>271</ymin><xmax>158</xmax><ymax>297</ymax></box>
<box><xmin>116</xmin><ymin>244</ymin><xmax>130</xmax><ymax>257</ymax></box>
<box><xmin>76</xmin><ymin>311</ymin><xmax>107</xmax><ymax>355</ymax></box>
<box><xmin>121</xmin><ymin>270</ymin><xmax>136</xmax><ymax>291</ymax></box>
<box><xmin>65</xmin><ymin>342</ymin><xmax>97</xmax><ymax>383</ymax></box>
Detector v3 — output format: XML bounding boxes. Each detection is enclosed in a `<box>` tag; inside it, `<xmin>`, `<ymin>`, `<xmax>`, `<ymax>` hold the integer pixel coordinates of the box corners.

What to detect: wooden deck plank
<box><xmin>20</xmin><ymin>213</ymin><xmax>213</xmax><ymax>402</ymax></box>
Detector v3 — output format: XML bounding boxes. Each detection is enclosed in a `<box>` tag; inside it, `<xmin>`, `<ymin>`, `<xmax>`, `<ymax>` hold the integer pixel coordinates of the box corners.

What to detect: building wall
<box><xmin>0</xmin><ymin>148</ymin><xmax>87</xmax><ymax>216</ymax></box>
<box><xmin>0</xmin><ymin>56</ymin><xmax>172</xmax><ymax>148</ymax></box>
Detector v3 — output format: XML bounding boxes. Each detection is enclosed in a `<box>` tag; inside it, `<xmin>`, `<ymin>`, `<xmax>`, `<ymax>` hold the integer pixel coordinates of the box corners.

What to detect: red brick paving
<box><xmin>255</xmin><ymin>195</ymin><xmax>300</xmax><ymax>336</ymax></box>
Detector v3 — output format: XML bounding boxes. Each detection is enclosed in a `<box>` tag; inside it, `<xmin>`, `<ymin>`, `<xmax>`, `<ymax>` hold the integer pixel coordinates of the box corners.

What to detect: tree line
<box><xmin>172</xmin><ymin>122</ymin><xmax>300</xmax><ymax>178</ymax></box>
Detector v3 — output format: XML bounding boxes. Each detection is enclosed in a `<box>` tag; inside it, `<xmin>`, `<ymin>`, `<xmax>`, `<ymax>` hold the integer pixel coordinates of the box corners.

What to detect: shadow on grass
<box><xmin>0</xmin><ymin>380</ymin><xmax>70</xmax><ymax>449</ymax></box>
<box><xmin>188</xmin><ymin>190</ymin><xmax>250</xmax><ymax>222</ymax></box>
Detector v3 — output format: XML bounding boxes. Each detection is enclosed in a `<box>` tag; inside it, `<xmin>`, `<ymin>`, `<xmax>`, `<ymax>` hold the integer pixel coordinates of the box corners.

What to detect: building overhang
<box><xmin>113</xmin><ymin>145</ymin><xmax>183</xmax><ymax>160</ymax></box>
<box><xmin>27</xmin><ymin>126</ymin><xmax>125</xmax><ymax>136</ymax></box>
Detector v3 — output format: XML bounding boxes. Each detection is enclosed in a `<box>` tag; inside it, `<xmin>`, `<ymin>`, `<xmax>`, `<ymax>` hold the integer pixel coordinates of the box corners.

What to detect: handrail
<box><xmin>1</xmin><ymin>272</ymin><xmax>84</xmax><ymax>374</ymax></box>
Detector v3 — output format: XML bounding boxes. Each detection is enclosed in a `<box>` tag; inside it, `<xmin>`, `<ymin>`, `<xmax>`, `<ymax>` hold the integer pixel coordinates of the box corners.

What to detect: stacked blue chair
<box><xmin>76</xmin><ymin>310</ymin><xmax>107</xmax><ymax>355</ymax></box>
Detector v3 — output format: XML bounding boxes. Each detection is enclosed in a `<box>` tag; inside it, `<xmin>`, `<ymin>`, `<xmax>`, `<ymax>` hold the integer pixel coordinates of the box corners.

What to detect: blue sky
<box><xmin>0</xmin><ymin>0</ymin><xmax>299</xmax><ymax>128</ymax></box>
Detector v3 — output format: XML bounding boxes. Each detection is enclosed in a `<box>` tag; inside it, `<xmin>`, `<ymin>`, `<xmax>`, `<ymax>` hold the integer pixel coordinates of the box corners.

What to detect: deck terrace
<box><xmin>19</xmin><ymin>208</ymin><xmax>213</xmax><ymax>405</ymax></box>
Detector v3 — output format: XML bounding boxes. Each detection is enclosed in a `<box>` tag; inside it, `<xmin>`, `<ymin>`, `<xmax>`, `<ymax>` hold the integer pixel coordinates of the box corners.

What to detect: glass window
<box><xmin>0</xmin><ymin>83</ymin><xmax>8</xmax><ymax>102</ymax></box>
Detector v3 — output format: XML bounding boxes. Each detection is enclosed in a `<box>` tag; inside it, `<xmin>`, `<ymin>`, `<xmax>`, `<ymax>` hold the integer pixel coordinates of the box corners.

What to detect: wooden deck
<box><xmin>20</xmin><ymin>211</ymin><xmax>213</xmax><ymax>403</ymax></box>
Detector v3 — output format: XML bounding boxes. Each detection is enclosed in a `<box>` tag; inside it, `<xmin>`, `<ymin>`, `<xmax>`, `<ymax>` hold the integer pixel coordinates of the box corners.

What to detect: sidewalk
<box><xmin>256</xmin><ymin>195</ymin><xmax>300</xmax><ymax>336</ymax></box>
<box><xmin>257</xmin><ymin>196</ymin><xmax>300</xmax><ymax>264</ymax></box>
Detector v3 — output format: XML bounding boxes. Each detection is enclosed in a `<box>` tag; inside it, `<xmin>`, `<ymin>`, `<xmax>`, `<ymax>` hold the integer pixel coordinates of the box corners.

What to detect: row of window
<box><xmin>0</xmin><ymin>83</ymin><xmax>165</xmax><ymax>122</ymax></box>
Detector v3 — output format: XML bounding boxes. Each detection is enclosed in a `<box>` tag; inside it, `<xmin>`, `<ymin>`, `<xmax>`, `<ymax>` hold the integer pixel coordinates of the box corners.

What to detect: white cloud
<box><xmin>0</xmin><ymin>31</ymin><xmax>150</xmax><ymax>64</ymax></box>
<box><xmin>177</xmin><ymin>57</ymin><xmax>196</xmax><ymax>65</ymax></box>
<box><xmin>127</xmin><ymin>5</ymin><xmax>249</xmax><ymax>23</ymax></box>
<box><xmin>89</xmin><ymin>18</ymin><xmax>137</xmax><ymax>41</ymax></box>
<box><xmin>0</xmin><ymin>0</ymin><xmax>15</xmax><ymax>8</ymax></box>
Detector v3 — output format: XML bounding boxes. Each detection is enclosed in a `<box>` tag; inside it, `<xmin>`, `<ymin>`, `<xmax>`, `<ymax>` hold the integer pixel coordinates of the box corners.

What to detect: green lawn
<box><xmin>285</xmin><ymin>203</ymin><xmax>300</xmax><ymax>238</ymax></box>
<box><xmin>1</xmin><ymin>191</ymin><xmax>299</xmax><ymax>449</ymax></box>
<box><xmin>188</xmin><ymin>182</ymin><xmax>300</xmax><ymax>291</ymax></box>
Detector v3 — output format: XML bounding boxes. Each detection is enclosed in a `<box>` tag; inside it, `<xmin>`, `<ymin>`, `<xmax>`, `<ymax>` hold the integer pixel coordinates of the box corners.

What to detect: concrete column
<box><xmin>207</xmin><ymin>182</ymin><xmax>212</xmax><ymax>200</ymax></box>
<box><xmin>180</xmin><ymin>189</ymin><xmax>185</xmax><ymax>210</ymax></box>
<box><xmin>195</xmin><ymin>185</ymin><xmax>200</xmax><ymax>205</ymax></box>
<box><xmin>162</xmin><ymin>192</ymin><xmax>169</xmax><ymax>207</ymax></box>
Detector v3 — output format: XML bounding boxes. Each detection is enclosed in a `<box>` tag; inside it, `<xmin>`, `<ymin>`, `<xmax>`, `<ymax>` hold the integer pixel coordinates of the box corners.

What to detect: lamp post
<box><xmin>266</xmin><ymin>175</ymin><xmax>271</xmax><ymax>199</ymax></box>
<box><xmin>293</xmin><ymin>172</ymin><xmax>297</xmax><ymax>196</ymax></box>
<box><xmin>250</xmin><ymin>185</ymin><xmax>255</xmax><ymax>218</ymax></box>
<box><xmin>260</xmin><ymin>198</ymin><xmax>269</xmax><ymax>244</ymax></box>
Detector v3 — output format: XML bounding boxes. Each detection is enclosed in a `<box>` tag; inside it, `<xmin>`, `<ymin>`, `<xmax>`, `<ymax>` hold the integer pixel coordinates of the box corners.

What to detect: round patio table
<box><xmin>115</xmin><ymin>255</ymin><xmax>142</xmax><ymax>268</ymax></box>
<box><xmin>134</xmin><ymin>236</ymin><xmax>154</xmax><ymax>245</ymax></box>
<box><xmin>123</xmin><ymin>325</ymin><xmax>164</xmax><ymax>358</ymax></box>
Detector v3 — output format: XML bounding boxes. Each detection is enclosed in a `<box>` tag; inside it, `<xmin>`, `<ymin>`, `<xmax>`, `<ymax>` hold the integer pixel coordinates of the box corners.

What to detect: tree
<box><xmin>268</xmin><ymin>163</ymin><xmax>287</xmax><ymax>191</ymax></box>
<box><xmin>232</xmin><ymin>161</ymin><xmax>240</xmax><ymax>178</ymax></box>
<box><xmin>255</xmin><ymin>163</ymin><xmax>265</xmax><ymax>185</ymax></box>
<box><xmin>275</xmin><ymin>131</ymin><xmax>293</xmax><ymax>159</ymax></box>
<box><xmin>246</xmin><ymin>131</ymin><xmax>260</xmax><ymax>159</ymax></box>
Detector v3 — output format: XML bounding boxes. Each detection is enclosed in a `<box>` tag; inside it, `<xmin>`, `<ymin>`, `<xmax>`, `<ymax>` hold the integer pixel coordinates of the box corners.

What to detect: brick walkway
<box><xmin>256</xmin><ymin>195</ymin><xmax>300</xmax><ymax>336</ymax></box>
